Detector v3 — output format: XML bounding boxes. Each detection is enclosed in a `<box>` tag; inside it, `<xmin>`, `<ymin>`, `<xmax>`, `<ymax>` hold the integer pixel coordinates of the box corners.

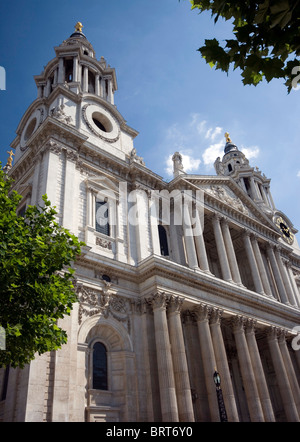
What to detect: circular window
<box><xmin>24</xmin><ymin>118</ymin><xmax>37</xmax><ymax>141</ymax></box>
<box><xmin>92</xmin><ymin>112</ymin><xmax>113</xmax><ymax>133</ymax></box>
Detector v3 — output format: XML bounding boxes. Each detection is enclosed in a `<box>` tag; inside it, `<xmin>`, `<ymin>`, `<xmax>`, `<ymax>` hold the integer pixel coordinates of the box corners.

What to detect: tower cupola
<box><xmin>33</xmin><ymin>22</ymin><xmax>117</xmax><ymax>102</ymax></box>
<box><xmin>214</xmin><ymin>133</ymin><xmax>275</xmax><ymax>215</ymax></box>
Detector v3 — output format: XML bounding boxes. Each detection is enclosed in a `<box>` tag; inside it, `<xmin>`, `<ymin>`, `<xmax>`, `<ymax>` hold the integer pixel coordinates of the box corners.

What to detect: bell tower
<box><xmin>214</xmin><ymin>132</ymin><xmax>275</xmax><ymax>215</ymax></box>
<box><xmin>10</xmin><ymin>23</ymin><xmax>139</xmax><ymax>248</ymax></box>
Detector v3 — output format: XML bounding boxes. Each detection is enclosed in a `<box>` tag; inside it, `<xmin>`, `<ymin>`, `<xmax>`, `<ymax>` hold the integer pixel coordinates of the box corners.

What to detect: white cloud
<box><xmin>240</xmin><ymin>145</ymin><xmax>260</xmax><ymax>160</ymax></box>
<box><xmin>161</xmin><ymin>113</ymin><xmax>260</xmax><ymax>177</ymax></box>
<box><xmin>202</xmin><ymin>141</ymin><xmax>224</xmax><ymax>166</ymax></box>
<box><xmin>297</xmin><ymin>171</ymin><xmax>300</xmax><ymax>178</ymax></box>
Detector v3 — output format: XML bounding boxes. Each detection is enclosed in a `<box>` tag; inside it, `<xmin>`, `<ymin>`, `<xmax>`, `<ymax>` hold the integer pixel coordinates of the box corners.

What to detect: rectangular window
<box><xmin>95</xmin><ymin>201</ymin><xmax>110</xmax><ymax>236</ymax></box>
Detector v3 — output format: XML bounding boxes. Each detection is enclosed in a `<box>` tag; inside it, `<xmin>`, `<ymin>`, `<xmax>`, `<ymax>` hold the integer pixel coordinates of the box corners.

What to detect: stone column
<box><xmin>267</xmin><ymin>327</ymin><xmax>299</xmax><ymax>422</ymax></box>
<box><xmin>243</xmin><ymin>231</ymin><xmax>265</xmax><ymax>295</ymax></box>
<box><xmin>245</xmin><ymin>319</ymin><xmax>275</xmax><ymax>421</ymax></box>
<box><xmin>182</xmin><ymin>196</ymin><xmax>199</xmax><ymax>270</ymax></box>
<box><xmin>211</xmin><ymin>214</ymin><xmax>233</xmax><ymax>282</ymax></box>
<box><xmin>167</xmin><ymin>296</ymin><xmax>194</xmax><ymax>421</ymax></box>
<box><xmin>150</xmin><ymin>293</ymin><xmax>179</xmax><ymax>422</ymax></box>
<box><xmin>221</xmin><ymin>219</ymin><xmax>242</xmax><ymax>285</ymax></box>
<box><xmin>73</xmin><ymin>56</ymin><xmax>78</xmax><ymax>82</ymax></box>
<box><xmin>83</xmin><ymin>66</ymin><xmax>88</xmax><ymax>93</ymax></box>
<box><xmin>194</xmin><ymin>304</ymin><xmax>220</xmax><ymax>422</ymax></box>
<box><xmin>182</xmin><ymin>311</ymin><xmax>210</xmax><ymax>422</ymax></box>
<box><xmin>267</xmin><ymin>245</ymin><xmax>289</xmax><ymax>304</ymax></box>
<box><xmin>210</xmin><ymin>309</ymin><xmax>239</xmax><ymax>421</ymax></box>
<box><xmin>251</xmin><ymin>236</ymin><xmax>273</xmax><ymax>297</ymax></box>
<box><xmin>278</xmin><ymin>330</ymin><xmax>300</xmax><ymax>416</ymax></box>
<box><xmin>194</xmin><ymin>210</ymin><xmax>211</xmax><ymax>273</ymax></box>
<box><xmin>275</xmin><ymin>248</ymin><xmax>295</xmax><ymax>305</ymax></box>
<box><xmin>57</xmin><ymin>57</ymin><xmax>64</xmax><ymax>84</ymax></box>
<box><xmin>232</xmin><ymin>316</ymin><xmax>265</xmax><ymax>421</ymax></box>
<box><xmin>95</xmin><ymin>74</ymin><xmax>100</xmax><ymax>96</ymax></box>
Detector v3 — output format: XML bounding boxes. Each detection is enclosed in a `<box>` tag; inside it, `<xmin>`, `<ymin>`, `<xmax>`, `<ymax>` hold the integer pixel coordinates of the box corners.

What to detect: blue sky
<box><xmin>0</xmin><ymin>0</ymin><xmax>299</xmax><ymax>238</ymax></box>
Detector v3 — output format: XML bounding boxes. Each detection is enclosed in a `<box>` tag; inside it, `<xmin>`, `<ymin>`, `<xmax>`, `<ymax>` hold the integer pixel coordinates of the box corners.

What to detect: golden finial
<box><xmin>75</xmin><ymin>22</ymin><xmax>83</xmax><ymax>33</ymax></box>
<box><xmin>225</xmin><ymin>132</ymin><xmax>232</xmax><ymax>143</ymax></box>
<box><xmin>5</xmin><ymin>150</ymin><xmax>15</xmax><ymax>168</ymax></box>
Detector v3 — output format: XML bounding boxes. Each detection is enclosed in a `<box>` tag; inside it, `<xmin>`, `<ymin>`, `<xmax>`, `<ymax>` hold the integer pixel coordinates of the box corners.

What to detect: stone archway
<box><xmin>76</xmin><ymin>315</ymin><xmax>138</xmax><ymax>422</ymax></box>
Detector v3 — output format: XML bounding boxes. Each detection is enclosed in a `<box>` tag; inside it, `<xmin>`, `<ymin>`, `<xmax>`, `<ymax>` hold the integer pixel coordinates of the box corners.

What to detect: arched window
<box><xmin>93</xmin><ymin>342</ymin><xmax>108</xmax><ymax>390</ymax></box>
<box><xmin>158</xmin><ymin>225</ymin><xmax>169</xmax><ymax>256</ymax></box>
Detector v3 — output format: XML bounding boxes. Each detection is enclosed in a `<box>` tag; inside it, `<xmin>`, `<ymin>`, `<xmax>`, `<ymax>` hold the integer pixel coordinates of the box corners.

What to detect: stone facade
<box><xmin>1</xmin><ymin>26</ymin><xmax>300</xmax><ymax>422</ymax></box>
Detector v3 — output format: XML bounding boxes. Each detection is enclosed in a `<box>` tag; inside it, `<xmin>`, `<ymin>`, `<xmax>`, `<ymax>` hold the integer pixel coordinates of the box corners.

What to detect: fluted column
<box><xmin>220</xmin><ymin>219</ymin><xmax>242</xmax><ymax>285</ymax></box>
<box><xmin>167</xmin><ymin>296</ymin><xmax>194</xmax><ymax>421</ymax></box>
<box><xmin>267</xmin><ymin>327</ymin><xmax>299</xmax><ymax>421</ymax></box>
<box><xmin>232</xmin><ymin>316</ymin><xmax>265</xmax><ymax>421</ymax></box>
<box><xmin>251</xmin><ymin>235</ymin><xmax>273</xmax><ymax>297</ymax></box>
<box><xmin>245</xmin><ymin>319</ymin><xmax>275</xmax><ymax>421</ymax></box>
<box><xmin>243</xmin><ymin>231</ymin><xmax>265</xmax><ymax>295</ymax></box>
<box><xmin>211</xmin><ymin>214</ymin><xmax>233</xmax><ymax>282</ymax></box>
<box><xmin>267</xmin><ymin>245</ymin><xmax>289</xmax><ymax>304</ymax></box>
<box><xmin>150</xmin><ymin>293</ymin><xmax>179</xmax><ymax>422</ymax></box>
<box><xmin>194</xmin><ymin>304</ymin><xmax>219</xmax><ymax>421</ymax></box>
<box><xmin>278</xmin><ymin>330</ymin><xmax>300</xmax><ymax>416</ymax></box>
<box><xmin>210</xmin><ymin>309</ymin><xmax>239</xmax><ymax>421</ymax></box>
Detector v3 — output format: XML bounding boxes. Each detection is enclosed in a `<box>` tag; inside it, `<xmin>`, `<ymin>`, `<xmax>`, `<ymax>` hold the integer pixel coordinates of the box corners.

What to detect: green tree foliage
<box><xmin>190</xmin><ymin>0</ymin><xmax>300</xmax><ymax>91</ymax></box>
<box><xmin>0</xmin><ymin>165</ymin><xmax>84</xmax><ymax>368</ymax></box>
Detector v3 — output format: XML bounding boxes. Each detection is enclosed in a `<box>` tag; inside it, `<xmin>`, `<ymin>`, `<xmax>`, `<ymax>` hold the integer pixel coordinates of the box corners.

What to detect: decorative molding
<box><xmin>76</xmin><ymin>284</ymin><xmax>131</xmax><ymax>332</ymax></box>
<box><xmin>96</xmin><ymin>237</ymin><xmax>112</xmax><ymax>250</ymax></box>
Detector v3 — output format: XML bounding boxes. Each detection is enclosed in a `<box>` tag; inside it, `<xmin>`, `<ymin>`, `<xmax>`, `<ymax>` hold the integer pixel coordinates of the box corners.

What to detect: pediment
<box><xmin>181</xmin><ymin>176</ymin><xmax>278</xmax><ymax>232</ymax></box>
<box><xmin>86</xmin><ymin>175</ymin><xmax>119</xmax><ymax>199</ymax></box>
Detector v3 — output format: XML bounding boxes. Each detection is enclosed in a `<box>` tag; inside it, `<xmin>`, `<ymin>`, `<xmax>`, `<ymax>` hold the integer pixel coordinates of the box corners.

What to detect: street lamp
<box><xmin>213</xmin><ymin>369</ymin><xmax>228</xmax><ymax>422</ymax></box>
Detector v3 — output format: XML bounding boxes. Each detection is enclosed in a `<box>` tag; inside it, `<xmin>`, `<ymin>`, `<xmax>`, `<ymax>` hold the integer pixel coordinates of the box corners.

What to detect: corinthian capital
<box><xmin>168</xmin><ymin>295</ymin><xmax>184</xmax><ymax>314</ymax></box>
<box><xmin>147</xmin><ymin>292</ymin><xmax>168</xmax><ymax>311</ymax></box>
<box><xmin>193</xmin><ymin>303</ymin><xmax>211</xmax><ymax>322</ymax></box>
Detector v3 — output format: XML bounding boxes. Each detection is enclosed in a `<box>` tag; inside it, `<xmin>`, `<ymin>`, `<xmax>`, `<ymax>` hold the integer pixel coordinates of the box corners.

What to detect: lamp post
<box><xmin>213</xmin><ymin>370</ymin><xmax>228</xmax><ymax>422</ymax></box>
